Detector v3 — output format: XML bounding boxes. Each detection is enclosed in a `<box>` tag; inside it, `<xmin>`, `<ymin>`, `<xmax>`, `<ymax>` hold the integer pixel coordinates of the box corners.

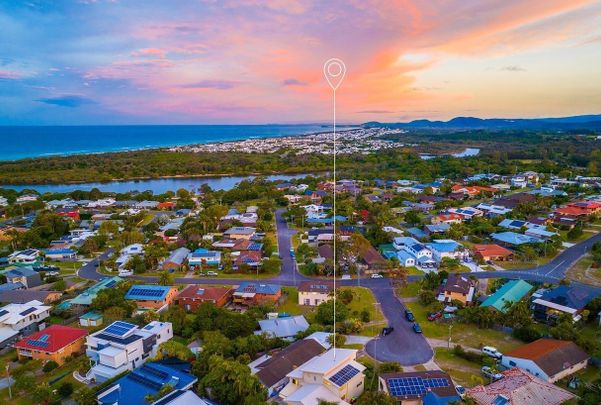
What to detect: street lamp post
<box><xmin>6</xmin><ymin>364</ymin><xmax>11</xmax><ymax>400</ymax></box>
<box><xmin>448</xmin><ymin>324</ymin><xmax>453</xmax><ymax>349</ymax></box>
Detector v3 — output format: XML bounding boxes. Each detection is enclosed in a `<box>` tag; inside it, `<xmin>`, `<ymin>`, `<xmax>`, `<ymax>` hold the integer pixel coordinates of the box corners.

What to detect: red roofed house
<box><xmin>452</xmin><ymin>185</ymin><xmax>498</xmax><ymax>198</ymax></box>
<box><xmin>55</xmin><ymin>208</ymin><xmax>80</xmax><ymax>221</ymax></box>
<box><xmin>473</xmin><ymin>244</ymin><xmax>514</xmax><ymax>262</ymax></box>
<box><xmin>234</xmin><ymin>250</ymin><xmax>262</xmax><ymax>270</ymax></box>
<box><xmin>431</xmin><ymin>213</ymin><xmax>463</xmax><ymax>225</ymax></box>
<box><xmin>566</xmin><ymin>201</ymin><xmax>601</xmax><ymax>215</ymax></box>
<box><xmin>500</xmin><ymin>339</ymin><xmax>589</xmax><ymax>383</ymax></box>
<box><xmin>554</xmin><ymin>206</ymin><xmax>589</xmax><ymax>219</ymax></box>
<box><xmin>157</xmin><ymin>201</ymin><xmax>176</xmax><ymax>210</ymax></box>
<box><xmin>467</xmin><ymin>368</ymin><xmax>574</xmax><ymax>405</ymax></box>
<box><xmin>176</xmin><ymin>285</ymin><xmax>233</xmax><ymax>311</ymax></box>
<box><xmin>15</xmin><ymin>325</ymin><xmax>88</xmax><ymax>365</ymax></box>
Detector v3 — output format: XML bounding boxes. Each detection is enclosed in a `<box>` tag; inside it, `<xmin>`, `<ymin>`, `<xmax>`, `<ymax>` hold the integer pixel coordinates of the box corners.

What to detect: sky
<box><xmin>1</xmin><ymin>0</ymin><xmax>601</xmax><ymax>125</ymax></box>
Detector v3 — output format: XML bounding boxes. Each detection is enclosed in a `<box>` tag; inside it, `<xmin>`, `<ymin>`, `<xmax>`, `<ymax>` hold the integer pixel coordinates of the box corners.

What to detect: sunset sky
<box><xmin>1</xmin><ymin>0</ymin><xmax>601</xmax><ymax>125</ymax></box>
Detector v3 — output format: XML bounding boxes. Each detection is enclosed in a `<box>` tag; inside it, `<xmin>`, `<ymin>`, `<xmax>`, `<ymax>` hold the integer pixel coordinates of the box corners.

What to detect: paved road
<box><xmin>80</xmin><ymin>220</ymin><xmax>601</xmax><ymax>365</ymax></box>
<box><xmin>77</xmin><ymin>249</ymin><xmax>114</xmax><ymax>281</ymax></box>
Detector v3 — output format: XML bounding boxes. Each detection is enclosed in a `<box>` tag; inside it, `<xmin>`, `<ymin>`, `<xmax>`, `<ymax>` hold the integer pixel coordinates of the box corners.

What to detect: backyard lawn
<box><xmin>567</xmin><ymin>255</ymin><xmax>601</xmax><ymax>286</ymax></box>
<box><xmin>397</xmin><ymin>281</ymin><xmax>421</xmax><ymax>298</ymax></box>
<box><xmin>405</xmin><ymin>302</ymin><xmax>523</xmax><ymax>353</ymax></box>
<box><xmin>434</xmin><ymin>347</ymin><xmax>484</xmax><ymax>388</ymax></box>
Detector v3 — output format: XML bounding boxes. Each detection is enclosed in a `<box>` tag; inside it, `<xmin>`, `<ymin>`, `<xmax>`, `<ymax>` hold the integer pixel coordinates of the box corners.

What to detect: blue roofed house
<box><xmin>162</xmin><ymin>247</ymin><xmax>191</xmax><ymax>271</ymax></box>
<box><xmin>532</xmin><ymin>285</ymin><xmax>598</xmax><ymax>323</ymax></box>
<box><xmin>258</xmin><ymin>315</ymin><xmax>310</xmax><ymax>340</ymax></box>
<box><xmin>188</xmin><ymin>248</ymin><xmax>221</xmax><ymax>268</ymax></box>
<box><xmin>427</xmin><ymin>239</ymin><xmax>470</xmax><ymax>262</ymax></box>
<box><xmin>4</xmin><ymin>267</ymin><xmax>42</xmax><ymax>288</ymax></box>
<box><xmin>96</xmin><ymin>362</ymin><xmax>197</xmax><ymax>405</ymax></box>
<box><xmin>43</xmin><ymin>248</ymin><xmax>77</xmax><ymax>261</ymax></box>
<box><xmin>481</xmin><ymin>280</ymin><xmax>534</xmax><ymax>313</ymax></box>
<box><xmin>392</xmin><ymin>237</ymin><xmax>436</xmax><ymax>270</ymax></box>
<box><xmin>491</xmin><ymin>232</ymin><xmax>541</xmax><ymax>246</ymax></box>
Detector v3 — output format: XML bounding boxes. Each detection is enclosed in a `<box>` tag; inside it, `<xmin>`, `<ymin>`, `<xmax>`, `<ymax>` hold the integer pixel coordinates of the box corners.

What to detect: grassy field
<box><xmin>405</xmin><ymin>302</ymin><xmax>523</xmax><ymax>353</ymax></box>
<box><xmin>567</xmin><ymin>255</ymin><xmax>601</xmax><ymax>286</ymax></box>
<box><xmin>434</xmin><ymin>347</ymin><xmax>484</xmax><ymax>388</ymax></box>
<box><xmin>397</xmin><ymin>281</ymin><xmax>421</xmax><ymax>298</ymax></box>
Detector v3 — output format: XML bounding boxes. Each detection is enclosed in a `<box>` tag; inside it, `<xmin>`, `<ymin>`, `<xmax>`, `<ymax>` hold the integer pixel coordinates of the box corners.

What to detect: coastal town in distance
<box><xmin>1</xmin><ymin>2</ymin><xmax>601</xmax><ymax>405</ymax></box>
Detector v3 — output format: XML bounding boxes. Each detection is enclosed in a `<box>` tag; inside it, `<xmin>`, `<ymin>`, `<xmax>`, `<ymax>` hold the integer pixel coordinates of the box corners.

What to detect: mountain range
<box><xmin>363</xmin><ymin>114</ymin><xmax>601</xmax><ymax>130</ymax></box>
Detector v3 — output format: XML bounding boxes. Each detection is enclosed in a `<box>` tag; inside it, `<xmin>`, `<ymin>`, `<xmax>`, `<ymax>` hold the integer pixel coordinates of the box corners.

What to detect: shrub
<box><xmin>58</xmin><ymin>382</ymin><xmax>74</xmax><ymax>398</ymax></box>
<box><xmin>452</xmin><ymin>345</ymin><xmax>482</xmax><ymax>363</ymax></box>
<box><xmin>42</xmin><ymin>360</ymin><xmax>59</xmax><ymax>373</ymax></box>
<box><xmin>360</xmin><ymin>309</ymin><xmax>371</xmax><ymax>323</ymax></box>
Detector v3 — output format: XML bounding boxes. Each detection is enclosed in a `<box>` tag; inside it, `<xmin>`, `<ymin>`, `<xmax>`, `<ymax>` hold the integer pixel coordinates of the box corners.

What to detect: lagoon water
<box><xmin>0</xmin><ymin>124</ymin><xmax>332</xmax><ymax>161</ymax></box>
<box><xmin>5</xmin><ymin>173</ymin><xmax>313</xmax><ymax>194</ymax></box>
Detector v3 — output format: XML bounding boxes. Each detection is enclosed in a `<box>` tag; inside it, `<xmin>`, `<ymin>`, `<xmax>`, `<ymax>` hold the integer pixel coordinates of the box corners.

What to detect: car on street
<box><xmin>481</xmin><ymin>366</ymin><xmax>503</xmax><ymax>381</ymax></box>
<box><xmin>482</xmin><ymin>346</ymin><xmax>503</xmax><ymax>359</ymax></box>
<box><xmin>412</xmin><ymin>323</ymin><xmax>422</xmax><ymax>333</ymax></box>
<box><xmin>371</xmin><ymin>273</ymin><xmax>383</xmax><ymax>279</ymax></box>
<box><xmin>206</xmin><ymin>271</ymin><xmax>218</xmax><ymax>276</ymax></box>
<box><xmin>290</xmin><ymin>248</ymin><xmax>295</xmax><ymax>257</ymax></box>
<box><xmin>405</xmin><ymin>309</ymin><xmax>415</xmax><ymax>322</ymax></box>
<box><xmin>381</xmin><ymin>326</ymin><xmax>394</xmax><ymax>336</ymax></box>
<box><xmin>427</xmin><ymin>311</ymin><xmax>442</xmax><ymax>321</ymax></box>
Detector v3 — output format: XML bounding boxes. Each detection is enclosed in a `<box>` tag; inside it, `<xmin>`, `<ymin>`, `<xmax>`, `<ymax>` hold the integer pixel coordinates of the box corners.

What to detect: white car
<box><xmin>206</xmin><ymin>271</ymin><xmax>218</xmax><ymax>276</ymax></box>
<box><xmin>371</xmin><ymin>274</ymin><xmax>384</xmax><ymax>279</ymax></box>
<box><xmin>482</xmin><ymin>346</ymin><xmax>503</xmax><ymax>359</ymax></box>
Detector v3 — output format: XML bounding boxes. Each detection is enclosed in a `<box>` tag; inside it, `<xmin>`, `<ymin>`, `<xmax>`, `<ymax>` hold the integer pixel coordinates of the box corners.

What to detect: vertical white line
<box><xmin>333</xmin><ymin>89</ymin><xmax>337</xmax><ymax>359</ymax></box>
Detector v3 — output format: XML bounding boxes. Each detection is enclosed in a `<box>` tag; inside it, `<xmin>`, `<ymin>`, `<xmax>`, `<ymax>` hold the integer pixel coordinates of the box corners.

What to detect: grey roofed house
<box><xmin>163</xmin><ymin>247</ymin><xmax>191</xmax><ymax>269</ymax></box>
<box><xmin>258</xmin><ymin>315</ymin><xmax>309</xmax><ymax>339</ymax></box>
<box><xmin>253</xmin><ymin>338</ymin><xmax>325</xmax><ymax>393</ymax></box>
<box><xmin>5</xmin><ymin>267</ymin><xmax>42</xmax><ymax>288</ymax></box>
<box><xmin>0</xmin><ymin>289</ymin><xmax>61</xmax><ymax>304</ymax></box>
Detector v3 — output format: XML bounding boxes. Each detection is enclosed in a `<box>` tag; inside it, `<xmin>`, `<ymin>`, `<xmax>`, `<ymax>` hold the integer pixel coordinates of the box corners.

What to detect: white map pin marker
<box><xmin>323</xmin><ymin>58</ymin><xmax>346</xmax><ymax>91</ymax></box>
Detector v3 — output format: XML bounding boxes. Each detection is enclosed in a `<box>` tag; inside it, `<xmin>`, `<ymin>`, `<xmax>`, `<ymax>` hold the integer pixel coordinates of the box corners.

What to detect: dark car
<box><xmin>381</xmin><ymin>327</ymin><xmax>394</xmax><ymax>336</ymax></box>
<box><xmin>405</xmin><ymin>309</ymin><xmax>415</xmax><ymax>322</ymax></box>
<box><xmin>413</xmin><ymin>323</ymin><xmax>422</xmax><ymax>333</ymax></box>
<box><xmin>428</xmin><ymin>312</ymin><xmax>442</xmax><ymax>321</ymax></box>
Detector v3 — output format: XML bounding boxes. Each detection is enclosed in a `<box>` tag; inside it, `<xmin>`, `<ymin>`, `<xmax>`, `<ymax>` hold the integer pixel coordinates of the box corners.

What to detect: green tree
<box><xmin>356</xmin><ymin>391</ymin><xmax>397</xmax><ymax>405</ymax></box>
<box><xmin>158</xmin><ymin>270</ymin><xmax>174</xmax><ymax>286</ymax></box>
<box><xmin>315</xmin><ymin>299</ymin><xmax>349</xmax><ymax>325</ymax></box>
<box><xmin>155</xmin><ymin>340</ymin><xmax>193</xmax><ymax>361</ymax></box>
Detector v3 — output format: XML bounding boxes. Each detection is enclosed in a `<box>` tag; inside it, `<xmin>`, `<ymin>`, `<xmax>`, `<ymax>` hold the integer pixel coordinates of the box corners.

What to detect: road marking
<box><xmin>545</xmin><ymin>260</ymin><xmax>565</xmax><ymax>276</ymax></box>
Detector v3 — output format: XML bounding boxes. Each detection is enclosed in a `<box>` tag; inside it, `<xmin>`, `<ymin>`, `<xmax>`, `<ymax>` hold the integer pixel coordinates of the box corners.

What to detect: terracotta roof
<box><xmin>467</xmin><ymin>368</ymin><xmax>574</xmax><ymax>405</ymax></box>
<box><xmin>15</xmin><ymin>325</ymin><xmax>87</xmax><ymax>353</ymax></box>
<box><xmin>255</xmin><ymin>339</ymin><xmax>325</xmax><ymax>387</ymax></box>
<box><xmin>473</xmin><ymin>244</ymin><xmax>513</xmax><ymax>258</ymax></box>
<box><xmin>554</xmin><ymin>206</ymin><xmax>588</xmax><ymax>217</ymax></box>
<box><xmin>298</xmin><ymin>281</ymin><xmax>334</xmax><ymax>294</ymax></box>
<box><xmin>177</xmin><ymin>285</ymin><xmax>233</xmax><ymax>302</ymax></box>
<box><xmin>504</xmin><ymin>339</ymin><xmax>590</xmax><ymax>377</ymax></box>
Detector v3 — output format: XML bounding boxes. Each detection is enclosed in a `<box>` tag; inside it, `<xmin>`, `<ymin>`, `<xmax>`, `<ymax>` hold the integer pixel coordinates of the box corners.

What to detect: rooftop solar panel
<box><xmin>19</xmin><ymin>307</ymin><xmax>37</xmax><ymax>316</ymax></box>
<box><xmin>0</xmin><ymin>310</ymin><xmax>8</xmax><ymax>317</ymax></box>
<box><xmin>387</xmin><ymin>376</ymin><xmax>450</xmax><ymax>398</ymax></box>
<box><xmin>328</xmin><ymin>364</ymin><xmax>360</xmax><ymax>387</ymax></box>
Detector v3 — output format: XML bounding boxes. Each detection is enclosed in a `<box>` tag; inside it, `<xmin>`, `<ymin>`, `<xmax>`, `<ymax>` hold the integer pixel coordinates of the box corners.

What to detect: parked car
<box><xmin>455</xmin><ymin>385</ymin><xmax>466</xmax><ymax>398</ymax></box>
<box><xmin>482</xmin><ymin>346</ymin><xmax>503</xmax><ymax>359</ymax></box>
<box><xmin>206</xmin><ymin>271</ymin><xmax>218</xmax><ymax>276</ymax></box>
<box><xmin>413</xmin><ymin>323</ymin><xmax>422</xmax><ymax>333</ymax></box>
<box><xmin>405</xmin><ymin>309</ymin><xmax>415</xmax><ymax>322</ymax></box>
<box><xmin>427</xmin><ymin>312</ymin><xmax>442</xmax><ymax>321</ymax></box>
<box><xmin>381</xmin><ymin>327</ymin><xmax>394</xmax><ymax>336</ymax></box>
<box><xmin>371</xmin><ymin>273</ymin><xmax>383</xmax><ymax>279</ymax></box>
<box><xmin>481</xmin><ymin>366</ymin><xmax>503</xmax><ymax>381</ymax></box>
<box><xmin>290</xmin><ymin>248</ymin><xmax>295</xmax><ymax>257</ymax></box>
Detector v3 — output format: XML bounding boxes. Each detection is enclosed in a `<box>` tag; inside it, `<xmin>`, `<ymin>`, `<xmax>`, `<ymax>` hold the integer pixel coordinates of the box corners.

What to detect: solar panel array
<box><xmin>105</xmin><ymin>279</ymin><xmax>117</xmax><ymax>288</ymax></box>
<box><xmin>387</xmin><ymin>377</ymin><xmax>450</xmax><ymax>397</ymax></box>
<box><xmin>129</xmin><ymin>287</ymin><xmax>165</xmax><ymax>298</ymax></box>
<box><xmin>0</xmin><ymin>310</ymin><xmax>8</xmax><ymax>317</ymax></box>
<box><xmin>19</xmin><ymin>307</ymin><xmax>37</xmax><ymax>316</ymax></box>
<box><xmin>128</xmin><ymin>372</ymin><xmax>163</xmax><ymax>390</ymax></box>
<box><xmin>329</xmin><ymin>364</ymin><xmax>360</xmax><ymax>387</ymax></box>
<box><xmin>27</xmin><ymin>334</ymin><xmax>50</xmax><ymax>348</ymax></box>
<box><xmin>104</xmin><ymin>321</ymin><xmax>137</xmax><ymax>337</ymax></box>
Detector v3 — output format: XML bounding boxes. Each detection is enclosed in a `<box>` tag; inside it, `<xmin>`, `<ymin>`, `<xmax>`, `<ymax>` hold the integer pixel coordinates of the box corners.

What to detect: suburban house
<box><xmin>279</xmin><ymin>348</ymin><xmax>365</xmax><ymax>405</ymax></box>
<box><xmin>85</xmin><ymin>321</ymin><xmax>173</xmax><ymax>382</ymax></box>
<box><xmin>427</xmin><ymin>239</ymin><xmax>470</xmax><ymax>262</ymax></box>
<box><xmin>491</xmin><ymin>231</ymin><xmax>541</xmax><ymax>246</ymax></box>
<box><xmin>258</xmin><ymin>315</ymin><xmax>309</xmax><ymax>339</ymax></box>
<box><xmin>251</xmin><ymin>338</ymin><xmax>325</xmax><ymax>398</ymax></box>
<box><xmin>0</xmin><ymin>289</ymin><xmax>62</xmax><ymax>304</ymax></box>
<box><xmin>234</xmin><ymin>250</ymin><xmax>262</xmax><ymax>270</ymax></box>
<box><xmin>500</xmin><ymin>339</ymin><xmax>590</xmax><ymax>383</ymax></box>
<box><xmin>96</xmin><ymin>362</ymin><xmax>197</xmax><ymax>405</ymax></box>
<box><xmin>473</xmin><ymin>244</ymin><xmax>514</xmax><ymax>262</ymax></box>
<box><xmin>8</xmin><ymin>249</ymin><xmax>40</xmax><ymax>264</ymax></box>
<box><xmin>379</xmin><ymin>370</ymin><xmax>460</xmax><ymax>405</ymax></box>
<box><xmin>188</xmin><ymin>248</ymin><xmax>221</xmax><ymax>268</ymax></box>
<box><xmin>233</xmin><ymin>282</ymin><xmax>281</xmax><ymax>306</ymax></box>
<box><xmin>68</xmin><ymin>276</ymin><xmax>122</xmax><ymax>308</ymax></box>
<box><xmin>223</xmin><ymin>226</ymin><xmax>256</xmax><ymax>240</ymax></box>
<box><xmin>4</xmin><ymin>267</ymin><xmax>42</xmax><ymax>288</ymax></box>
<box><xmin>437</xmin><ymin>275</ymin><xmax>475</xmax><ymax>305</ymax></box>
<box><xmin>162</xmin><ymin>247</ymin><xmax>191</xmax><ymax>271</ymax></box>
<box><xmin>480</xmin><ymin>280</ymin><xmax>533</xmax><ymax>313</ymax></box>
<box><xmin>43</xmin><ymin>248</ymin><xmax>77</xmax><ymax>261</ymax></box>
<box><xmin>393</xmin><ymin>237</ymin><xmax>436</xmax><ymax>270</ymax></box>
<box><xmin>467</xmin><ymin>368</ymin><xmax>574</xmax><ymax>405</ymax></box>
<box><xmin>447</xmin><ymin>207</ymin><xmax>483</xmax><ymax>220</ymax></box>
<box><xmin>79</xmin><ymin>311</ymin><xmax>103</xmax><ymax>327</ymax></box>
<box><xmin>176</xmin><ymin>285</ymin><xmax>233</xmax><ymax>311</ymax></box>
<box><xmin>0</xmin><ymin>300</ymin><xmax>51</xmax><ymax>348</ymax></box>
<box><xmin>358</xmin><ymin>244</ymin><xmax>388</xmax><ymax>272</ymax></box>
<box><xmin>431</xmin><ymin>213</ymin><xmax>463</xmax><ymax>225</ymax></box>
<box><xmin>297</xmin><ymin>281</ymin><xmax>333</xmax><ymax>306</ymax></box>
<box><xmin>15</xmin><ymin>324</ymin><xmax>88</xmax><ymax>365</ymax></box>
<box><xmin>531</xmin><ymin>285</ymin><xmax>598</xmax><ymax>323</ymax></box>
<box><xmin>125</xmin><ymin>285</ymin><xmax>178</xmax><ymax>311</ymax></box>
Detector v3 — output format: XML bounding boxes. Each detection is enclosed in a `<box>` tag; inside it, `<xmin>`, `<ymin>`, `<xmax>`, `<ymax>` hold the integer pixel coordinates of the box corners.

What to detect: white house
<box><xmin>0</xmin><ymin>300</ymin><xmax>51</xmax><ymax>348</ymax></box>
<box><xmin>279</xmin><ymin>348</ymin><xmax>365</xmax><ymax>405</ymax></box>
<box><xmin>298</xmin><ymin>281</ymin><xmax>333</xmax><ymax>306</ymax></box>
<box><xmin>393</xmin><ymin>237</ymin><xmax>436</xmax><ymax>269</ymax></box>
<box><xmin>500</xmin><ymin>339</ymin><xmax>589</xmax><ymax>383</ymax></box>
<box><xmin>8</xmin><ymin>249</ymin><xmax>40</xmax><ymax>264</ymax></box>
<box><xmin>85</xmin><ymin>321</ymin><xmax>173</xmax><ymax>382</ymax></box>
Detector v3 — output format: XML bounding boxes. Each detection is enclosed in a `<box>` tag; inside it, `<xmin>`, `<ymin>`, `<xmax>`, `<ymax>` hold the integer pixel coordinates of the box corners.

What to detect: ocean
<box><xmin>0</xmin><ymin>124</ymin><xmax>335</xmax><ymax>161</ymax></box>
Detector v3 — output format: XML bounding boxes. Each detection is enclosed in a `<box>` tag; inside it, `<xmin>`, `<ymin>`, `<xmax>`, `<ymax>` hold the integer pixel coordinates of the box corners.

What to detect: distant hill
<box><xmin>363</xmin><ymin>114</ymin><xmax>601</xmax><ymax>130</ymax></box>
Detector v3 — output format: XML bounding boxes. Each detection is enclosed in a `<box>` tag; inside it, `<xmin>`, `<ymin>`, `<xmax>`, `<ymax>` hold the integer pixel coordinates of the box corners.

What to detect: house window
<box><xmin>304</xmin><ymin>299</ymin><xmax>310</xmax><ymax>305</ymax></box>
<box><xmin>509</xmin><ymin>361</ymin><xmax>516</xmax><ymax>367</ymax></box>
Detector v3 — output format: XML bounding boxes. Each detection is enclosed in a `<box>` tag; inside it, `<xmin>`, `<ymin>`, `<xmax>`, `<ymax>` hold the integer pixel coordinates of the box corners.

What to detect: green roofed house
<box><xmin>481</xmin><ymin>279</ymin><xmax>533</xmax><ymax>313</ymax></box>
<box><xmin>68</xmin><ymin>276</ymin><xmax>122</xmax><ymax>308</ymax></box>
